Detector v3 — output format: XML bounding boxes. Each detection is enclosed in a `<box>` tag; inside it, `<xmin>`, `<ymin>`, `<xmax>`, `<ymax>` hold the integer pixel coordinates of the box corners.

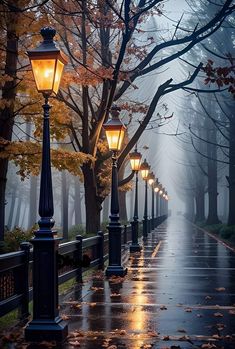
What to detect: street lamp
<box><xmin>103</xmin><ymin>105</ymin><xmax>127</xmax><ymax>277</ymax></box>
<box><xmin>165</xmin><ymin>191</ymin><xmax>169</xmax><ymax>216</ymax></box>
<box><xmin>129</xmin><ymin>146</ymin><xmax>142</xmax><ymax>252</ymax></box>
<box><xmin>148</xmin><ymin>172</ymin><xmax>155</xmax><ymax>231</ymax></box>
<box><xmin>25</xmin><ymin>27</ymin><xmax>68</xmax><ymax>342</ymax></box>
<box><xmin>140</xmin><ymin>159</ymin><xmax>150</xmax><ymax>240</ymax></box>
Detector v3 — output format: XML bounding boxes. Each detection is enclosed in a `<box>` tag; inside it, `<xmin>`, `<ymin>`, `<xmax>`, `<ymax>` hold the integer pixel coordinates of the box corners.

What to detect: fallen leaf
<box><xmin>90</xmin><ymin>286</ymin><xmax>104</xmax><ymax>291</ymax></box>
<box><xmin>205</xmin><ymin>296</ymin><xmax>212</xmax><ymax>300</ymax></box>
<box><xmin>107</xmin><ymin>346</ymin><xmax>117</xmax><ymax>349</ymax></box>
<box><xmin>160</xmin><ymin>305</ymin><xmax>167</xmax><ymax>310</ymax></box>
<box><xmin>163</xmin><ymin>335</ymin><xmax>170</xmax><ymax>341</ymax></box>
<box><xmin>61</xmin><ymin>314</ymin><xmax>70</xmax><ymax>320</ymax></box>
<box><xmin>102</xmin><ymin>338</ymin><xmax>111</xmax><ymax>348</ymax></box>
<box><xmin>89</xmin><ymin>302</ymin><xmax>97</xmax><ymax>307</ymax></box>
<box><xmin>177</xmin><ymin>329</ymin><xmax>186</xmax><ymax>333</ymax></box>
<box><xmin>229</xmin><ymin>309</ymin><xmax>235</xmax><ymax>315</ymax></box>
<box><xmin>185</xmin><ymin>308</ymin><xmax>192</xmax><ymax>312</ymax></box>
<box><xmin>120</xmin><ymin>329</ymin><xmax>126</xmax><ymax>335</ymax></box>
<box><xmin>214</xmin><ymin>312</ymin><xmax>223</xmax><ymax>317</ymax></box>
<box><xmin>215</xmin><ymin>287</ymin><xmax>226</xmax><ymax>292</ymax></box>
<box><xmin>179</xmin><ymin>335</ymin><xmax>190</xmax><ymax>341</ymax></box>
<box><xmin>201</xmin><ymin>344</ymin><xmax>217</xmax><ymax>349</ymax></box>
<box><xmin>212</xmin><ymin>334</ymin><xmax>221</xmax><ymax>339</ymax></box>
<box><xmin>197</xmin><ymin>314</ymin><xmax>203</xmax><ymax>318</ymax></box>
<box><xmin>69</xmin><ymin>341</ymin><xmax>80</xmax><ymax>347</ymax></box>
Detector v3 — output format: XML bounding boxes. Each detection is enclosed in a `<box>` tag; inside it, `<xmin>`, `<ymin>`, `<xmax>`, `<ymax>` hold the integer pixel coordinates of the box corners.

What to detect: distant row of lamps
<box><xmin>25</xmin><ymin>26</ymin><xmax>169</xmax><ymax>343</ymax></box>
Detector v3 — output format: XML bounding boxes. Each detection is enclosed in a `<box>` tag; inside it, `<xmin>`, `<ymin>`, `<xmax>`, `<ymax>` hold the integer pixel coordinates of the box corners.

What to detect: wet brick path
<box><xmin>61</xmin><ymin>216</ymin><xmax>235</xmax><ymax>349</ymax></box>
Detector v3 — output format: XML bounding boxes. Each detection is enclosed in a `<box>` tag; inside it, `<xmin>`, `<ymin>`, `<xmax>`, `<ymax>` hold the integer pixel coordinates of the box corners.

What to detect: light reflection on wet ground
<box><xmin>59</xmin><ymin>217</ymin><xmax>235</xmax><ymax>348</ymax></box>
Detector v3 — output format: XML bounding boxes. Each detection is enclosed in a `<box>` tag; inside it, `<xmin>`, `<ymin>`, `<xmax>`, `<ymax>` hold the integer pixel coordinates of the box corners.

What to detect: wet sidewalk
<box><xmin>62</xmin><ymin>216</ymin><xmax>235</xmax><ymax>349</ymax></box>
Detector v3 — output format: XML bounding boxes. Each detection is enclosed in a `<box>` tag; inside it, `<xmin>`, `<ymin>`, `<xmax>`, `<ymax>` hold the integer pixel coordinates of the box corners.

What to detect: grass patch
<box><xmin>198</xmin><ymin>223</ymin><xmax>235</xmax><ymax>248</ymax></box>
<box><xmin>0</xmin><ymin>302</ymin><xmax>33</xmax><ymax>332</ymax></box>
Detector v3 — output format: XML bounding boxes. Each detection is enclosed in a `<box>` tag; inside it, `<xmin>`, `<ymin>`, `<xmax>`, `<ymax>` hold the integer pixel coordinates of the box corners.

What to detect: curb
<box><xmin>193</xmin><ymin>223</ymin><xmax>235</xmax><ymax>253</ymax></box>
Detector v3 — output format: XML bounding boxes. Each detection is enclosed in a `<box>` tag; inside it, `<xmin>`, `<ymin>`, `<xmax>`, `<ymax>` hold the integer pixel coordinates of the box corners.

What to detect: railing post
<box><xmin>97</xmin><ymin>231</ymin><xmax>104</xmax><ymax>269</ymax></box>
<box><xmin>123</xmin><ymin>224</ymin><xmax>127</xmax><ymax>244</ymax></box>
<box><xmin>76</xmin><ymin>235</ymin><xmax>83</xmax><ymax>283</ymax></box>
<box><xmin>20</xmin><ymin>242</ymin><xmax>31</xmax><ymax>319</ymax></box>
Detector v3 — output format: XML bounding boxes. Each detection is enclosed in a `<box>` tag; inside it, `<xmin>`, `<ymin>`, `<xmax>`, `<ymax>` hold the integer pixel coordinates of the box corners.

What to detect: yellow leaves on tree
<box><xmin>0</xmin><ymin>139</ymin><xmax>94</xmax><ymax>180</ymax></box>
<box><xmin>119</xmin><ymin>181</ymin><xmax>133</xmax><ymax>193</ymax></box>
<box><xmin>51</xmin><ymin>148</ymin><xmax>94</xmax><ymax>179</ymax></box>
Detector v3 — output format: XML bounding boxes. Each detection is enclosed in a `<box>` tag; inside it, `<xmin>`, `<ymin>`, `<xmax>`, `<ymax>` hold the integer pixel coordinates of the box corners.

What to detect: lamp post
<box><xmin>103</xmin><ymin>105</ymin><xmax>127</xmax><ymax>277</ymax></box>
<box><xmin>140</xmin><ymin>159</ymin><xmax>150</xmax><ymax>240</ymax></box>
<box><xmin>129</xmin><ymin>146</ymin><xmax>142</xmax><ymax>252</ymax></box>
<box><xmin>148</xmin><ymin>172</ymin><xmax>155</xmax><ymax>231</ymax></box>
<box><xmin>159</xmin><ymin>185</ymin><xmax>163</xmax><ymax>217</ymax></box>
<box><xmin>165</xmin><ymin>191</ymin><xmax>169</xmax><ymax>216</ymax></box>
<box><xmin>154</xmin><ymin>179</ymin><xmax>160</xmax><ymax>227</ymax></box>
<box><xmin>25</xmin><ymin>27</ymin><xmax>68</xmax><ymax>342</ymax></box>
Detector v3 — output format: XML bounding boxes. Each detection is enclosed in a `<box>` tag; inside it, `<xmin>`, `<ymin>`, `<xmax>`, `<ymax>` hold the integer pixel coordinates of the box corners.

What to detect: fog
<box><xmin>3</xmin><ymin>0</ymin><xmax>234</xmax><ymax>234</ymax></box>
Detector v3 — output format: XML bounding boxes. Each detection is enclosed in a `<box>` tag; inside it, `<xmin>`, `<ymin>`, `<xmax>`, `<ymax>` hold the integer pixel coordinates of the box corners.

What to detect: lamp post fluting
<box><xmin>25</xmin><ymin>27</ymin><xmax>68</xmax><ymax>342</ymax></box>
<box><xmin>129</xmin><ymin>147</ymin><xmax>142</xmax><ymax>252</ymax></box>
<box><xmin>140</xmin><ymin>159</ymin><xmax>150</xmax><ymax>241</ymax></box>
<box><xmin>103</xmin><ymin>106</ymin><xmax>127</xmax><ymax>277</ymax></box>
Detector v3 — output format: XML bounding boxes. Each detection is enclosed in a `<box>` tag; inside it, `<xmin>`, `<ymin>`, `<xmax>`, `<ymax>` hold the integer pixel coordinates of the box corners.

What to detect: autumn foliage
<box><xmin>204</xmin><ymin>58</ymin><xmax>235</xmax><ymax>97</ymax></box>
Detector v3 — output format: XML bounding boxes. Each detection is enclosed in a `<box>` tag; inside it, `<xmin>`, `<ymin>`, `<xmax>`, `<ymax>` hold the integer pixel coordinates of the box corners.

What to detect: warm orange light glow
<box><xmin>31</xmin><ymin>58</ymin><xmax>64</xmax><ymax>94</ymax></box>
<box><xmin>141</xmin><ymin>168</ymin><xmax>149</xmax><ymax>180</ymax></box>
<box><xmin>148</xmin><ymin>178</ymin><xmax>154</xmax><ymax>185</ymax></box>
<box><xmin>159</xmin><ymin>190</ymin><xmax>163</xmax><ymax>195</ymax></box>
<box><xmin>53</xmin><ymin>60</ymin><xmax>64</xmax><ymax>93</ymax></box>
<box><xmin>130</xmin><ymin>150</ymin><xmax>142</xmax><ymax>171</ymax></box>
<box><xmin>105</xmin><ymin>128</ymin><xmax>125</xmax><ymax>151</ymax></box>
<box><xmin>140</xmin><ymin>159</ymin><xmax>150</xmax><ymax>180</ymax></box>
<box><xmin>154</xmin><ymin>187</ymin><xmax>159</xmax><ymax>193</ymax></box>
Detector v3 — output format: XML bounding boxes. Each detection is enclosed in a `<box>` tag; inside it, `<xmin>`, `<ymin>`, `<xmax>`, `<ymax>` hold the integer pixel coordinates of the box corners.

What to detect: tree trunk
<box><xmin>83</xmin><ymin>164</ymin><xmax>102</xmax><ymax>234</ymax></box>
<box><xmin>7</xmin><ymin>187</ymin><xmax>17</xmax><ymax>230</ymax></box>
<box><xmin>74</xmin><ymin>176</ymin><xmax>82</xmax><ymax>225</ymax></box>
<box><xmin>185</xmin><ymin>194</ymin><xmax>194</xmax><ymax>222</ymax></box>
<box><xmin>14</xmin><ymin>197</ymin><xmax>21</xmax><ymax>228</ymax></box>
<box><xmin>0</xmin><ymin>8</ymin><xmax>19</xmax><ymax>240</ymax></box>
<box><xmin>28</xmin><ymin>176</ymin><xmax>38</xmax><ymax>229</ymax></box>
<box><xmin>61</xmin><ymin>171</ymin><xmax>69</xmax><ymax>240</ymax></box>
<box><xmin>119</xmin><ymin>191</ymin><xmax>127</xmax><ymax>222</ymax></box>
<box><xmin>20</xmin><ymin>203</ymin><xmax>27</xmax><ymax>228</ymax></box>
<box><xmin>206</xmin><ymin>124</ymin><xmax>220</xmax><ymax>225</ymax></box>
<box><xmin>25</xmin><ymin>122</ymin><xmax>38</xmax><ymax>229</ymax></box>
<box><xmin>194</xmin><ymin>187</ymin><xmax>205</xmax><ymax>222</ymax></box>
<box><xmin>228</xmin><ymin>118</ymin><xmax>235</xmax><ymax>225</ymax></box>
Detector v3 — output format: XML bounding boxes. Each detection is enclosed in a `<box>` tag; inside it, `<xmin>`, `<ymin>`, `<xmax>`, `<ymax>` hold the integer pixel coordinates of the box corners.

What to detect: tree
<box><xmin>1</xmin><ymin>0</ymin><xmax>234</xmax><ymax>235</ymax></box>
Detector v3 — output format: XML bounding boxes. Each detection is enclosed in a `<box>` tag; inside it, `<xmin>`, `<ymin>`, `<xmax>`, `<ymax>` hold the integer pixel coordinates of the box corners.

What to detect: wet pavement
<box><xmin>60</xmin><ymin>216</ymin><xmax>235</xmax><ymax>349</ymax></box>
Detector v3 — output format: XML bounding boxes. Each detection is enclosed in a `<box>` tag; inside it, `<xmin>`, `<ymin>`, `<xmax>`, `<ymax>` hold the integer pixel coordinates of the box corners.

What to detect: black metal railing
<box><xmin>0</xmin><ymin>224</ymin><xmax>134</xmax><ymax>319</ymax></box>
<box><xmin>0</xmin><ymin>217</ymin><xmax>167</xmax><ymax>320</ymax></box>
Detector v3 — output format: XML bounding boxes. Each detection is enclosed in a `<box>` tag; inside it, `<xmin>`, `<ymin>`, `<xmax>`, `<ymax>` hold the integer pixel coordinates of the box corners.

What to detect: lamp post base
<box><xmin>105</xmin><ymin>265</ymin><xmax>127</xmax><ymax>277</ymax></box>
<box><xmin>130</xmin><ymin>243</ymin><xmax>142</xmax><ymax>252</ymax></box>
<box><xmin>25</xmin><ymin>318</ymin><xmax>68</xmax><ymax>343</ymax></box>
